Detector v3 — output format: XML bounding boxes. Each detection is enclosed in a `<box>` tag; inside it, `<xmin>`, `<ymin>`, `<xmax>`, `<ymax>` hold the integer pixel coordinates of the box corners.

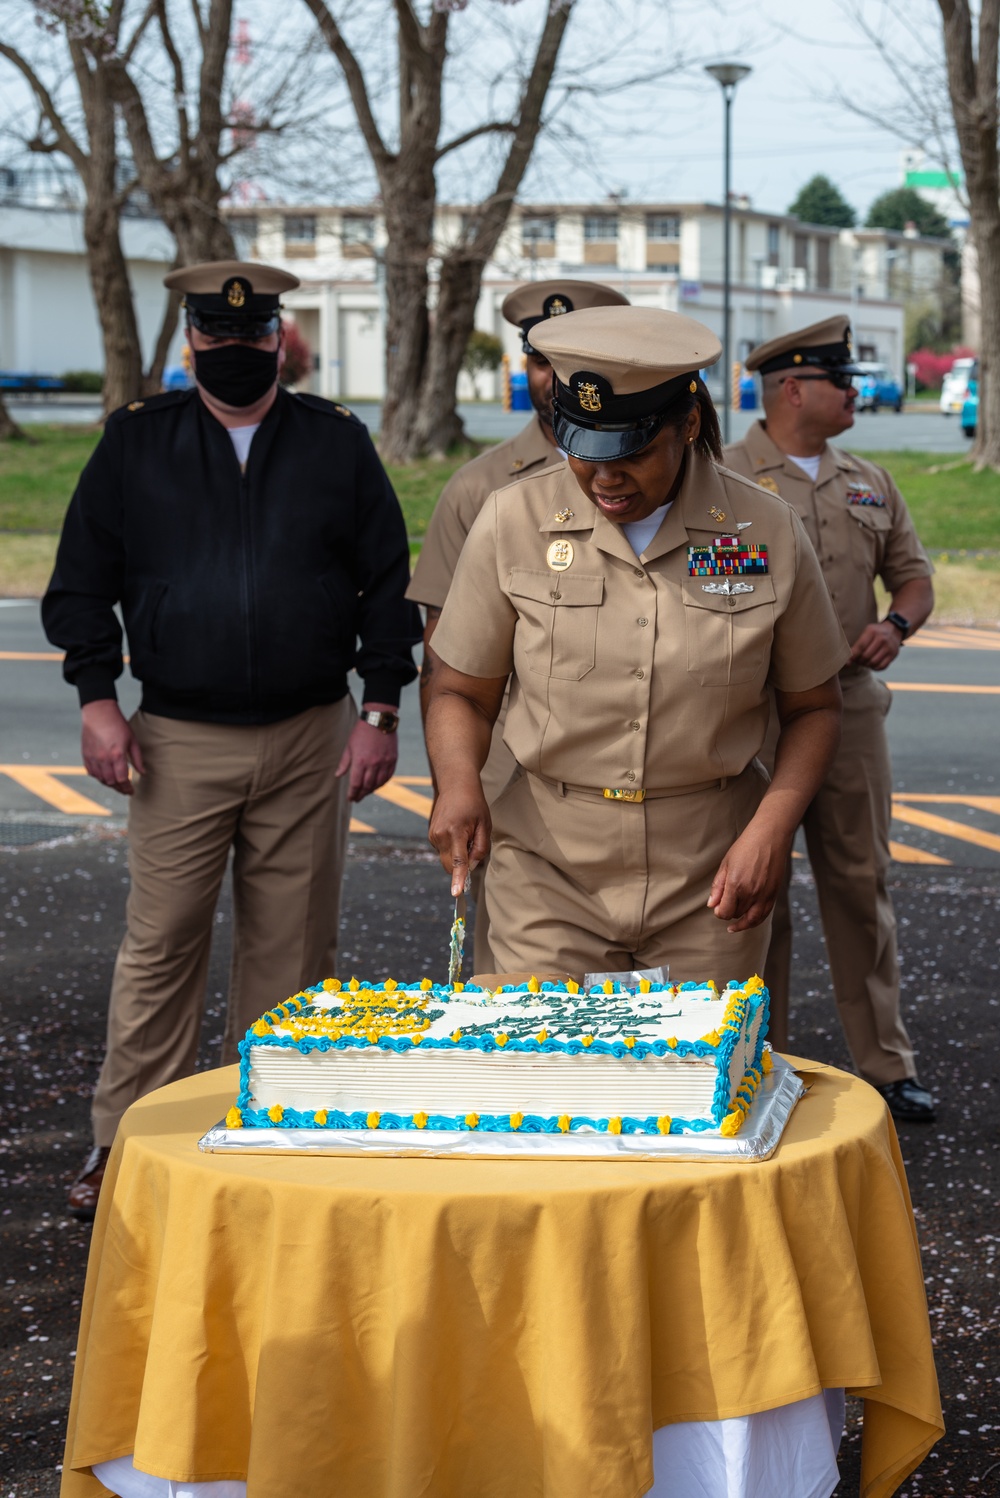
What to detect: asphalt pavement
<box><xmin>7</xmin><ymin>394</ymin><xmax>979</xmax><ymax>452</ymax></box>
<box><xmin>2</xmin><ymin>594</ymin><xmax>999</xmax><ymax>1495</ymax></box>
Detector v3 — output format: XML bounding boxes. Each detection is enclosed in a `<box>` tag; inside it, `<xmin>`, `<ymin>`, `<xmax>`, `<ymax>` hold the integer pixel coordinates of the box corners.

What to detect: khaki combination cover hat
<box><xmin>745</xmin><ymin>314</ymin><xmax>862</xmax><ymax>377</ymax></box>
<box><xmin>531</xmin><ymin>305</ymin><xmax>721</xmax><ymax>461</ymax></box>
<box><xmin>502</xmin><ymin>279</ymin><xmax>629</xmax><ymax>354</ymax></box>
<box><xmin>165</xmin><ymin>260</ymin><xmax>300</xmax><ymax>339</ymax></box>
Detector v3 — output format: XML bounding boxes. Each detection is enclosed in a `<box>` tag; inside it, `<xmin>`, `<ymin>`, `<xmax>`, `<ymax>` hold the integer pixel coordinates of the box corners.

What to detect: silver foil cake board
<box><xmin>198</xmin><ymin>1056</ymin><xmax>804</xmax><ymax>1163</ymax></box>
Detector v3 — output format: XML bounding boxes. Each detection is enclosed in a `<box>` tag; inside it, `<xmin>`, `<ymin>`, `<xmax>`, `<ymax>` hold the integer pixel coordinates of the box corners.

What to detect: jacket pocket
<box><xmin>848</xmin><ymin>503</ymin><xmax>892</xmax><ymax>572</ymax></box>
<box><xmin>682</xmin><ymin>575</ymin><xmax>776</xmax><ymax>686</ymax></box>
<box><xmin>508</xmin><ymin>567</ymin><xmax>604</xmax><ymax>680</ymax></box>
<box><xmin>123</xmin><ymin>578</ymin><xmax>168</xmax><ymax>670</ymax></box>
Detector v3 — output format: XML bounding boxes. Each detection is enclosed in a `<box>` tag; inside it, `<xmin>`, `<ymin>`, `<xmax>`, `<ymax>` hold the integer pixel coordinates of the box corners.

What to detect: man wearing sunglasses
<box><xmin>724</xmin><ymin>316</ymin><xmax>935</xmax><ymax>1122</ymax></box>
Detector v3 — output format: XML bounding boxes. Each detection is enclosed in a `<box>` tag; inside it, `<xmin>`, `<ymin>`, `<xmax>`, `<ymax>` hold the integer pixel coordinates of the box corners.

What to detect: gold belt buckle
<box><xmin>603</xmin><ymin>787</ymin><xmax>645</xmax><ymax>803</ymax></box>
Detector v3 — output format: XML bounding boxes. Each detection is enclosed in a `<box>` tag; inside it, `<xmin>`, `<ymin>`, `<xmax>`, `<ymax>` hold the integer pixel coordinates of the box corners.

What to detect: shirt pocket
<box><xmin>681</xmin><ymin>575</ymin><xmax>777</xmax><ymax>686</ymax></box>
<box><xmin>508</xmin><ymin>567</ymin><xmax>605</xmax><ymax>680</ymax></box>
<box><xmin>847</xmin><ymin>503</ymin><xmax>892</xmax><ymax>573</ymax></box>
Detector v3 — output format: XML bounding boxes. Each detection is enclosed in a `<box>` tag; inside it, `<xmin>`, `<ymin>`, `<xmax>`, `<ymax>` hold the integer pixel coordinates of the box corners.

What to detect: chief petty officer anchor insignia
<box><xmin>688</xmin><ymin>535</ymin><xmax>768</xmax><ymax>595</ymax></box>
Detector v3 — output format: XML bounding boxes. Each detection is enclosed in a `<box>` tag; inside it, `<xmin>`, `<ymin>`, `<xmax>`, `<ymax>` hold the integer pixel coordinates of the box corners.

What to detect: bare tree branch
<box><xmin>435</xmin><ymin>119</ymin><xmax>516</xmax><ymax>160</ymax></box>
<box><xmin>301</xmin><ymin>0</ymin><xmax>392</xmax><ymax>170</ymax></box>
<box><xmin>154</xmin><ymin>0</ymin><xmax>192</xmax><ymax>160</ymax></box>
<box><xmin>0</xmin><ymin>41</ymin><xmax>87</xmax><ymax>172</ymax></box>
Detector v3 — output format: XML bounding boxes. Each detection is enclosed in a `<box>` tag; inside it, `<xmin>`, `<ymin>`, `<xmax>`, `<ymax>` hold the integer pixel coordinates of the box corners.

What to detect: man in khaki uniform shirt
<box><xmin>724</xmin><ymin>316</ymin><xmax>935</xmax><ymax>1121</ymax></box>
<box><xmin>425</xmin><ymin>307</ymin><xmax>848</xmax><ymax>985</ymax></box>
<box><xmin>409</xmin><ymin>279</ymin><xmax>627</xmax><ymax>970</ymax></box>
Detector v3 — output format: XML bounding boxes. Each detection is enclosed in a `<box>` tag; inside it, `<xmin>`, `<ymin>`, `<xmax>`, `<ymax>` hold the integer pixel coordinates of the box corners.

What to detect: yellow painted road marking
<box><xmin>0</xmin><ymin>765</ymin><xmax>110</xmax><ymax>816</ymax></box>
<box><xmin>887</xmin><ymin>682</ymin><xmax>1000</xmax><ymax>695</ymax></box>
<box><xmin>350</xmin><ymin>818</ymin><xmax>375</xmax><ymax>834</ymax></box>
<box><xmin>889</xmin><ymin>840</ymin><xmax>951</xmax><ymax>865</ymax></box>
<box><xmin>0</xmin><ymin>651</ymin><xmax>65</xmax><ymax>661</ymax></box>
<box><xmin>907</xmin><ymin>627</ymin><xmax>1000</xmax><ymax>650</ymax></box>
<box><xmin>894</xmin><ymin>793</ymin><xmax>1000</xmax><ymax>815</ymax></box>
<box><xmin>890</xmin><ymin>803</ymin><xmax>1000</xmax><ymax>854</ymax></box>
<box><xmin>374</xmin><ymin>780</ymin><xmax>434</xmax><ymax>817</ymax></box>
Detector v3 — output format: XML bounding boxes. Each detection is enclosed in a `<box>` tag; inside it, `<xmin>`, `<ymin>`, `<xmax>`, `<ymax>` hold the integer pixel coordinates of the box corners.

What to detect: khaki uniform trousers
<box><xmin>468</xmin><ymin>701</ymin><xmax>516</xmax><ymax>975</ymax></box>
<box><xmin>485</xmin><ymin>763</ymin><xmax>771</xmax><ymax>986</ymax></box>
<box><xmin>91</xmin><ymin>698</ymin><xmax>355</xmax><ymax>1146</ymax></box>
<box><xmin>763</xmin><ymin>671</ymin><xmax>915</xmax><ymax>1085</ymax></box>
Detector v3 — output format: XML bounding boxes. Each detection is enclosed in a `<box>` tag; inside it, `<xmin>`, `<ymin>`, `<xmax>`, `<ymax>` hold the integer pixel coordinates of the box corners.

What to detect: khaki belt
<box><xmin>532</xmin><ymin>773</ymin><xmax>729</xmax><ymax>803</ymax></box>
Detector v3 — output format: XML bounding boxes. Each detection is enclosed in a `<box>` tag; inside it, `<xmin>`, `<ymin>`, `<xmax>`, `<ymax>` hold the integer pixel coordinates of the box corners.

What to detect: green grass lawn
<box><xmin>857</xmin><ymin>450</ymin><xmax>999</xmax><ymax>552</ymax></box>
<box><xmin>2</xmin><ymin>427</ymin><xmax>997</xmax><ymax>619</ymax></box>
<box><xmin>0</xmin><ymin>425</ymin><xmax>471</xmax><ymax>540</ymax></box>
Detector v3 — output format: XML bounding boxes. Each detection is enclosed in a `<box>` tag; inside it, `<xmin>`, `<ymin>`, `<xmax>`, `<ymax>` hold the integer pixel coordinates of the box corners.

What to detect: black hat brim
<box><xmin>187</xmin><ymin>309</ymin><xmax>281</xmax><ymax>339</ymax></box>
<box><xmin>553</xmin><ymin>410</ymin><xmax>664</xmax><ymax>461</ymax></box>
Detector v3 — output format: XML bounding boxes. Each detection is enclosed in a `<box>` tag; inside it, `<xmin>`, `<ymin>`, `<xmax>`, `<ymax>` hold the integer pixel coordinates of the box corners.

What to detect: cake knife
<box><xmin>448</xmin><ymin>889</ymin><xmax>468</xmax><ymax>985</ymax></box>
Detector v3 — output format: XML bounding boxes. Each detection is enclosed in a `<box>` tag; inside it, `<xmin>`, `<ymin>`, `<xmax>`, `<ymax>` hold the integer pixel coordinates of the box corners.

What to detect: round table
<box><xmin>61</xmin><ymin>1058</ymin><xmax>942</xmax><ymax>1498</ymax></box>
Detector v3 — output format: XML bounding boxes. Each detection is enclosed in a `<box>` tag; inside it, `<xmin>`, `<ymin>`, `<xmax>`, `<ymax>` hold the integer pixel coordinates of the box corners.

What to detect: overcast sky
<box><xmin>0</xmin><ymin>0</ymin><xmax>940</xmax><ymax>222</ymax></box>
<box><xmin>515</xmin><ymin>0</ymin><xmax>937</xmax><ymax>219</ymax></box>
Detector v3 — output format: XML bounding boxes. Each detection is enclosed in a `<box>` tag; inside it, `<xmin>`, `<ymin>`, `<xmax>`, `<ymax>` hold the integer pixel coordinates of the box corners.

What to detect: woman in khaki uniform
<box><xmin>425</xmin><ymin>307</ymin><xmax>850</xmax><ymax>984</ymax></box>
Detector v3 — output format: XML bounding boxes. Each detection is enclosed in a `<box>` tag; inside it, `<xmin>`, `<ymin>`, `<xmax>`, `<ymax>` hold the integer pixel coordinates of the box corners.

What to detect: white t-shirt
<box><xmin>786</xmin><ymin>453</ymin><xmax>822</xmax><ymax>483</ymax></box>
<box><xmin>622</xmin><ymin>503</ymin><xmax>672</xmax><ymax>557</ymax></box>
<box><xmin>227</xmin><ymin>424</ymin><xmax>260</xmax><ymax>467</ymax></box>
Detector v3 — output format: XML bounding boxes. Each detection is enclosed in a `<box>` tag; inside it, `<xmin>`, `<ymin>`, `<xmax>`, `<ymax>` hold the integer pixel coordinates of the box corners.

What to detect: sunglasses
<box><xmin>779</xmin><ymin>371</ymin><xmax>857</xmax><ymax>393</ymax></box>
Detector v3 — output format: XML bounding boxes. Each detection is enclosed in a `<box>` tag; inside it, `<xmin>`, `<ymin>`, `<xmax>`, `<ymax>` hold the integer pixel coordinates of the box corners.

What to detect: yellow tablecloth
<box><xmin>62</xmin><ymin>1058</ymin><xmax>942</xmax><ymax>1498</ymax></box>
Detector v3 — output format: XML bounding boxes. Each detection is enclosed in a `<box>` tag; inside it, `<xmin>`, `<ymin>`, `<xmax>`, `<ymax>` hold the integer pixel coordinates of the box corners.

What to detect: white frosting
<box><xmin>247</xmin><ymin>984</ymin><xmax>762</xmax><ymax>1127</ymax></box>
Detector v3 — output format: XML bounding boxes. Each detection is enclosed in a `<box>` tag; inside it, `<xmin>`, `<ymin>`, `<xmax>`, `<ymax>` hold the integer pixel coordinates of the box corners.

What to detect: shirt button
<box><xmin>630</xmin><ymin>720</ymin><xmax>641</xmax><ymax>731</ymax></box>
<box><xmin>637</xmin><ymin>617</ymin><xmax>648</xmax><ymax>627</ymax></box>
<box><xmin>633</xmin><ymin>567</ymin><xmax>644</xmax><ymax>578</ymax></box>
<box><xmin>634</xmin><ymin>668</ymin><xmax>645</xmax><ymax>679</ymax></box>
<box><xmin>550</xmin><ymin>591</ymin><xmax>561</xmax><ymax>600</ymax></box>
<box><xmin>627</xmin><ymin>770</ymin><xmax>636</xmax><ymax>782</ymax></box>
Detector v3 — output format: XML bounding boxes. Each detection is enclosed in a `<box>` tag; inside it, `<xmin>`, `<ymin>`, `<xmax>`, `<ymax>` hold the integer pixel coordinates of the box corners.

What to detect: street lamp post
<box><xmin>705</xmin><ymin>62</ymin><xmax>752</xmax><ymax>443</ymax></box>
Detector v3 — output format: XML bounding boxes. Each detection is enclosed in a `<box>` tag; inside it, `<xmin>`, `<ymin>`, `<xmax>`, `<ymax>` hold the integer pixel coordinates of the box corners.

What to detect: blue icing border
<box><xmin>234</xmin><ymin>1106</ymin><xmax>720</xmax><ymax>1136</ymax></box>
<box><xmin>236</xmin><ymin>979</ymin><xmax>771</xmax><ymax>1131</ymax></box>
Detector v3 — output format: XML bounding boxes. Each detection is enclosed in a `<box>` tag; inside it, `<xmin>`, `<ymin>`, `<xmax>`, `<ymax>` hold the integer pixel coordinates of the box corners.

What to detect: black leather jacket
<box><xmin>42</xmin><ymin>388</ymin><xmax>420</xmax><ymax>723</ymax></box>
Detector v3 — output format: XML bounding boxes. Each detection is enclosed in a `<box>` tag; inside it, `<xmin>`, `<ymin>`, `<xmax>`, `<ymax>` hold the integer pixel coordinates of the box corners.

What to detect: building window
<box><xmin>817</xmin><ymin>238</ymin><xmax>831</xmax><ymax>289</ymax></box>
<box><xmin>794</xmin><ymin>234</ymin><xmax>809</xmax><ymax>272</ymax></box>
<box><xmin>767</xmin><ymin>222</ymin><xmax>780</xmax><ymax>267</ymax></box>
<box><xmin>342</xmin><ymin>215</ymin><xmax>374</xmax><ymax>244</ymax></box>
<box><xmin>584</xmin><ymin>214</ymin><xmax>618</xmax><ymax>241</ymax></box>
<box><xmin>521</xmin><ymin>214</ymin><xmax>556</xmax><ymax>243</ymax></box>
<box><xmin>231</xmin><ymin>215</ymin><xmax>258</xmax><ymax>256</ymax></box>
<box><xmin>646</xmin><ymin>213</ymin><xmax>680</xmax><ymax>240</ymax></box>
<box><xmin>284</xmin><ymin>214</ymin><xmax>316</xmax><ymax>244</ymax></box>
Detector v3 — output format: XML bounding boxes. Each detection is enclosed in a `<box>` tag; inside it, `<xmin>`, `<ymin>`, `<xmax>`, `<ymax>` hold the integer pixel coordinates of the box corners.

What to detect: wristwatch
<box><xmin>361</xmin><ymin>709</ymin><xmax>399</xmax><ymax>734</ymax></box>
<box><xmin>885</xmin><ymin>611</ymin><xmax>910</xmax><ymax>639</ymax></box>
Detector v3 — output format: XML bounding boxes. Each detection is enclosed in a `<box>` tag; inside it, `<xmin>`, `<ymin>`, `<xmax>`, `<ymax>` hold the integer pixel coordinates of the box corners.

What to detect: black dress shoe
<box><xmin>874</xmin><ymin>1077</ymin><xmax>936</xmax><ymax>1123</ymax></box>
<box><xmin>68</xmin><ymin>1144</ymin><xmax>111</xmax><ymax>1220</ymax></box>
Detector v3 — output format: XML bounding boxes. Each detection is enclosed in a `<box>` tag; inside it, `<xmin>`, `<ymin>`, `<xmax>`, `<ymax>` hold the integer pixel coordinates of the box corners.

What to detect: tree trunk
<box><xmin>412</xmin><ymin>251</ymin><xmax>483</xmax><ymax>455</ymax></box>
<box><xmin>0</xmin><ymin>392</ymin><xmax>30</xmax><ymax>442</ymax></box>
<box><xmin>969</xmin><ymin>206</ymin><xmax>1000</xmax><ymax>468</ymax></box>
<box><xmin>936</xmin><ymin>0</ymin><xmax>1000</xmax><ymax>467</ymax></box>
<box><xmin>142</xmin><ymin>287</ymin><xmax>184</xmax><ymax>396</ymax></box>
<box><xmin>378</xmin><ymin>196</ymin><xmax>434</xmax><ymax>463</ymax></box>
<box><xmin>83</xmin><ymin>198</ymin><xmax>145</xmax><ymax>415</ymax></box>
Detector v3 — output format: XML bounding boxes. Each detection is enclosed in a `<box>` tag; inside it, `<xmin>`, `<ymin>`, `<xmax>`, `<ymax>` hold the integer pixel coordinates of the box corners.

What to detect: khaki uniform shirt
<box><xmin>723</xmin><ymin>421</ymin><xmax>933</xmax><ymax>652</ymax></box>
<box><xmin>407</xmin><ymin>416</ymin><xmax>561</xmax><ymax>608</ymax></box>
<box><xmin>432</xmin><ymin>451</ymin><xmax>850</xmax><ymax>792</ymax></box>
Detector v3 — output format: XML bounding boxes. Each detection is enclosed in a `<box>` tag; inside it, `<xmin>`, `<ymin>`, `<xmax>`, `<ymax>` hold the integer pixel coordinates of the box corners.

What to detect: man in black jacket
<box><xmin>43</xmin><ymin>260</ymin><xmax>421</xmax><ymax>1215</ymax></box>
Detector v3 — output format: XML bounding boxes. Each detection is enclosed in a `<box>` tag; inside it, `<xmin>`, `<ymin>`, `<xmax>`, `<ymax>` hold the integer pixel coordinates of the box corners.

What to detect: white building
<box><xmin>0</xmin><ymin>189</ymin><xmax>951</xmax><ymax>399</ymax></box>
<box><xmin>228</xmin><ymin>199</ymin><xmax>951</xmax><ymax>401</ymax></box>
<box><xmin>0</xmin><ymin>200</ymin><xmax>182</xmax><ymax>377</ymax></box>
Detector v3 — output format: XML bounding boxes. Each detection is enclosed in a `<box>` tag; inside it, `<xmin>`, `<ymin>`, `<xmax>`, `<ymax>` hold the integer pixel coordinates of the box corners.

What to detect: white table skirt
<box><xmin>94</xmin><ymin>1388</ymin><xmax>844</xmax><ymax>1498</ymax></box>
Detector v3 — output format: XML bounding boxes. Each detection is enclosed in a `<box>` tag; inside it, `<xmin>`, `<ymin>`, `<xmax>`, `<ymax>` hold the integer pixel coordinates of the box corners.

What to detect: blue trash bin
<box><xmin>739</xmin><ymin>374</ymin><xmax>756</xmax><ymax>411</ymax></box>
<box><xmin>509</xmin><ymin>371</ymin><xmax>531</xmax><ymax>411</ymax></box>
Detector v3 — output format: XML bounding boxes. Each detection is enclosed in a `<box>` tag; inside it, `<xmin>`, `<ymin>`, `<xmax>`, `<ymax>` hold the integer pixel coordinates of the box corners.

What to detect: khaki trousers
<box><xmin>763</xmin><ymin>672</ymin><xmax>915</xmax><ymax>1085</ymax></box>
<box><xmin>485</xmin><ymin>764</ymin><xmax>771</xmax><ymax>986</ymax></box>
<box><xmin>92</xmin><ymin>699</ymin><xmax>355</xmax><ymax>1146</ymax></box>
<box><xmin>469</xmin><ymin>703</ymin><xmax>517</xmax><ymax>975</ymax></box>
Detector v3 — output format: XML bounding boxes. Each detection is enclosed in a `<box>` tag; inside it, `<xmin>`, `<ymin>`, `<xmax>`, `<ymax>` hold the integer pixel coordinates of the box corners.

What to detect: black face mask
<box><xmin>193</xmin><ymin>344</ymin><xmax>279</xmax><ymax>407</ymax></box>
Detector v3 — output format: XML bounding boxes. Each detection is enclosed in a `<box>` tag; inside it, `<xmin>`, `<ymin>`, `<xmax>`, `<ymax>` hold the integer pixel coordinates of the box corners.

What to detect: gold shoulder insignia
<box><xmin>127</xmin><ymin>400</ymin><xmax>145</xmax><ymax>412</ymax></box>
<box><xmin>511</xmin><ymin>457</ymin><xmax>524</xmax><ymax>472</ymax></box>
<box><xmin>334</xmin><ymin>403</ymin><xmax>353</xmax><ymax>418</ymax></box>
<box><xmin>756</xmin><ymin>475</ymin><xmax>780</xmax><ymax>495</ymax></box>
